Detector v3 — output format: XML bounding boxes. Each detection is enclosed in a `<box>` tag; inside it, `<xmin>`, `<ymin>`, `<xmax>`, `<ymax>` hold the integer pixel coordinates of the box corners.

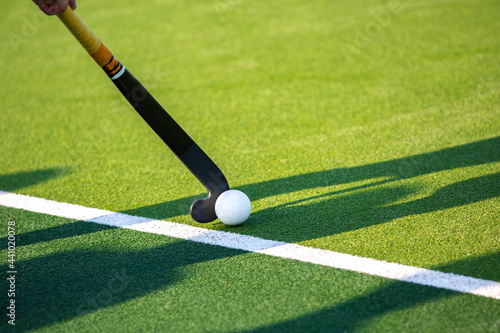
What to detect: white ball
<box><xmin>215</xmin><ymin>190</ymin><xmax>251</xmax><ymax>226</ymax></box>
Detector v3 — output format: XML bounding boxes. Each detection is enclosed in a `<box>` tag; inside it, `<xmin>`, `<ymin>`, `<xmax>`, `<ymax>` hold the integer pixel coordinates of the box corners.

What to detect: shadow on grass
<box><xmin>0</xmin><ymin>221</ymin><xmax>109</xmax><ymax>251</ymax></box>
<box><xmin>247</xmin><ymin>172</ymin><xmax>500</xmax><ymax>242</ymax></box>
<box><xmin>124</xmin><ymin>136</ymin><xmax>500</xmax><ymax>241</ymax></box>
<box><xmin>0</xmin><ymin>139</ymin><xmax>498</xmax><ymax>331</ymax></box>
<box><xmin>0</xmin><ymin>229</ymin><xmax>246</xmax><ymax>332</ymax></box>
<box><xmin>243</xmin><ymin>252</ymin><xmax>500</xmax><ymax>333</ymax></box>
<box><xmin>1</xmin><ymin>237</ymin><xmax>498</xmax><ymax>332</ymax></box>
<box><xmin>3</xmin><ymin>137</ymin><xmax>498</xmax><ymax>248</ymax></box>
<box><xmin>0</xmin><ymin>168</ymin><xmax>69</xmax><ymax>250</ymax></box>
<box><xmin>0</xmin><ymin>168</ymin><xmax>66</xmax><ymax>192</ymax></box>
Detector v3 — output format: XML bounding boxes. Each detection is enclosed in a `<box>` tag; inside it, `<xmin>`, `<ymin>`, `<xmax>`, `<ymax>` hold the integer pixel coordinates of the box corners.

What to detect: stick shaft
<box><xmin>56</xmin><ymin>7</ymin><xmax>229</xmax><ymax>222</ymax></box>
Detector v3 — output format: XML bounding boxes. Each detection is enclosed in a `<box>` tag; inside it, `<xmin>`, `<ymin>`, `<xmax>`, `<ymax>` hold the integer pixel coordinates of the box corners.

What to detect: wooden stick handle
<box><xmin>56</xmin><ymin>7</ymin><xmax>100</xmax><ymax>54</ymax></box>
<box><xmin>56</xmin><ymin>6</ymin><xmax>123</xmax><ymax>77</ymax></box>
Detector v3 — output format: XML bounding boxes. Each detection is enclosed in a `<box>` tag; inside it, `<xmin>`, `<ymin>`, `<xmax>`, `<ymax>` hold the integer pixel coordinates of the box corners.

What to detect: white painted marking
<box><xmin>1</xmin><ymin>190</ymin><xmax>499</xmax><ymax>300</ymax></box>
<box><xmin>0</xmin><ymin>191</ymin><xmax>108</xmax><ymax>221</ymax></box>
<box><xmin>111</xmin><ymin>65</ymin><xmax>126</xmax><ymax>80</ymax></box>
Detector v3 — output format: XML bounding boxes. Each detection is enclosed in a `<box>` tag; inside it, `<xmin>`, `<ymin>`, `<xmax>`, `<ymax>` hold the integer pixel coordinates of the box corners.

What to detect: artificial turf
<box><xmin>1</xmin><ymin>0</ymin><xmax>499</xmax><ymax>331</ymax></box>
<box><xmin>1</xmin><ymin>207</ymin><xmax>500</xmax><ymax>332</ymax></box>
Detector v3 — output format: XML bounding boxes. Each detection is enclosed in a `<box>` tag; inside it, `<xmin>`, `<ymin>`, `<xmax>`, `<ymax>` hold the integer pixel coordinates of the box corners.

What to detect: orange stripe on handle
<box><xmin>103</xmin><ymin>56</ymin><xmax>122</xmax><ymax>75</ymax></box>
<box><xmin>57</xmin><ymin>7</ymin><xmax>113</xmax><ymax>68</ymax></box>
<box><xmin>91</xmin><ymin>43</ymin><xmax>114</xmax><ymax>68</ymax></box>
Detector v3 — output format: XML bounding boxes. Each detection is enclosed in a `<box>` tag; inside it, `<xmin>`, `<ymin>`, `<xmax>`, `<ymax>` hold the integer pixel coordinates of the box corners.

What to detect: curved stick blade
<box><xmin>180</xmin><ymin>145</ymin><xmax>229</xmax><ymax>223</ymax></box>
<box><xmin>190</xmin><ymin>188</ymin><xmax>224</xmax><ymax>223</ymax></box>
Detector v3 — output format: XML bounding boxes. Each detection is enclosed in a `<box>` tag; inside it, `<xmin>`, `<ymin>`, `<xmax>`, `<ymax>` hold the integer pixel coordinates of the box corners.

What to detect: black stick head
<box><xmin>180</xmin><ymin>145</ymin><xmax>230</xmax><ymax>223</ymax></box>
<box><xmin>190</xmin><ymin>179</ymin><xmax>229</xmax><ymax>223</ymax></box>
<box><xmin>190</xmin><ymin>191</ymin><xmax>221</xmax><ymax>223</ymax></box>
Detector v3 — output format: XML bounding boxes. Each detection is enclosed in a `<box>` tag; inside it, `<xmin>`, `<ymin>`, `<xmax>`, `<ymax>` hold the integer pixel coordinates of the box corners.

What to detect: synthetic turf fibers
<box><xmin>1</xmin><ymin>207</ymin><xmax>500</xmax><ymax>332</ymax></box>
<box><xmin>1</xmin><ymin>0</ymin><xmax>499</xmax><ymax>331</ymax></box>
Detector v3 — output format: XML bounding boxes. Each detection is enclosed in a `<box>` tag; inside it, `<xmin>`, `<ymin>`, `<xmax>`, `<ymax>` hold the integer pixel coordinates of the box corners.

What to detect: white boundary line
<box><xmin>1</xmin><ymin>190</ymin><xmax>499</xmax><ymax>300</ymax></box>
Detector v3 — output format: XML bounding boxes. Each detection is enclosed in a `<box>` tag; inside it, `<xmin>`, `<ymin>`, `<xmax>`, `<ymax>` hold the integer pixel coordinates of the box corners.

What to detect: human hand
<box><xmin>32</xmin><ymin>0</ymin><xmax>76</xmax><ymax>15</ymax></box>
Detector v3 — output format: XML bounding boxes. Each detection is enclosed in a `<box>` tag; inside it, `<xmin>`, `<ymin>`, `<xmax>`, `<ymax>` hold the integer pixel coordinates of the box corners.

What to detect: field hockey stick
<box><xmin>48</xmin><ymin>5</ymin><xmax>229</xmax><ymax>223</ymax></box>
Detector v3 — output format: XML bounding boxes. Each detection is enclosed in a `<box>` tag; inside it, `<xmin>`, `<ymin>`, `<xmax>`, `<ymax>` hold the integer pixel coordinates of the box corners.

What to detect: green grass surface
<box><xmin>1</xmin><ymin>207</ymin><xmax>500</xmax><ymax>332</ymax></box>
<box><xmin>1</xmin><ymin>0</ymin><xmax>499</xmax><ymax>331</ymax></box>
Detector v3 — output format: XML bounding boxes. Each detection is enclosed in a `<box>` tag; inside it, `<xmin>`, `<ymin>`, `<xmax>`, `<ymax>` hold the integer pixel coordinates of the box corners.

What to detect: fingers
<box><xmin>38</xmin><ymin>3</ymin><xmax>62</xmax><ymax>15</ymax></box>
<box><xmin>33</xmin><ymin>0</ymin><xmax>75</xmax><ymax>15</ymax></box>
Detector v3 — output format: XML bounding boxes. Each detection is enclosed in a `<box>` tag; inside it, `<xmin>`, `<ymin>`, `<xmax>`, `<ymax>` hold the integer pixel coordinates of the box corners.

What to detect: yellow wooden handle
<box><xmin>57</xmin><ymin>6</ymin><xmax>101</xmax><ymax>55</ymax></box>
<box><xmin>55</xmin><ymin>5</ymin><xmax>123</xmax><ymax>77</ymax></box>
